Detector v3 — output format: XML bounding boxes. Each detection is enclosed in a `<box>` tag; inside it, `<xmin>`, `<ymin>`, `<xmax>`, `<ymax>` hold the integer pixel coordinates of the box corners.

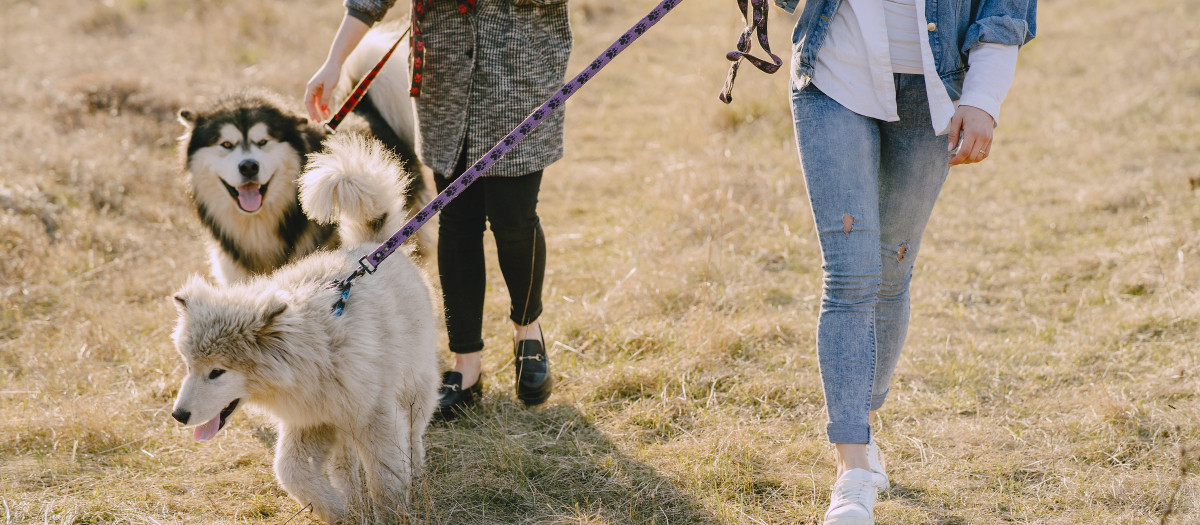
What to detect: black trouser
<box><xmin>435</xmin><ymin>153</ymin><xmax>546</xmax><ymax>355</ymax></box>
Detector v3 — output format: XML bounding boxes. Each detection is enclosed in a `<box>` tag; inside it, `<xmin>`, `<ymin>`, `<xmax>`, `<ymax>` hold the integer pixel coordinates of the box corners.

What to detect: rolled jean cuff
<box><xmin>449</xmin><ymin>340</ymin><xmax>485</xmax><ymax>355</ymax></box>
<box><xmin>827</xmin><ymin>423</ymin><xmax>871</xmax><ymax>444</ymax></box>
<box><xmin>510</xmin><ymin>305</ymin><xmax>542</xmax><ymax>327</ymax></box>
<box><xmin>870</xmin><ymin>389</ymin><xmax>890</xmax><ymax>411</ymax></box>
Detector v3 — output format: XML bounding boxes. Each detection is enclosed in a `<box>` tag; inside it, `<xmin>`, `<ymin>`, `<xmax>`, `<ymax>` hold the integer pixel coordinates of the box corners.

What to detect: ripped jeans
<box><xmin>790</xmin><ymin>74</ymin><xmax>952</xmax><ymax>444</ymax></box>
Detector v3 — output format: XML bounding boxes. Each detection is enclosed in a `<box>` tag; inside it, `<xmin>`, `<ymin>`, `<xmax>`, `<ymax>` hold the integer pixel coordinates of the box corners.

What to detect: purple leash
<box><xmin>333</xmin><ymin>0</ymin><xmax>778</xmax><ymax>315</ymax></box>
<box><xmin>719</xmin><ymin>0</ymin><xmax>783</xmax><ymax>103</ymax></box>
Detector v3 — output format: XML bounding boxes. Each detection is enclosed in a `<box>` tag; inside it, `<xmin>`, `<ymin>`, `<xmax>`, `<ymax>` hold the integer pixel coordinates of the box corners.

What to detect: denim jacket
<box><xmin>774</xmin><ymin>0</ymin><xmax>1036</xmax><ymax>100</ymax></box>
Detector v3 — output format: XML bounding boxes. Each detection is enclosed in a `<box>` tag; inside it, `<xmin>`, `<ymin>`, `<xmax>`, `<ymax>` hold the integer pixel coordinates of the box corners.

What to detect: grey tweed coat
<box><xmin>345</xmin><ymin>0</ymin><xmax>572</xmax><ymax>177</ymax></box>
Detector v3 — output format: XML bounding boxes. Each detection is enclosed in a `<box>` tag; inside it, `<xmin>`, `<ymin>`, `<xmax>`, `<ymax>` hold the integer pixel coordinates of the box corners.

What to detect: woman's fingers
<box><xmin>970</xmin><ymin>137</ymin><xmax>992</xmax><ymax>163</ymax></box>
<box><xmin>304</xmin><ymin>65</ymin><xmax>341</xmax><ymax>122</ymax></box>
<box><xmin>948</xmin><ymin>135</ymin><xmax>976</xmax><ymax>166</ymax></box>
<box><xmin>948</xmin><ymin>106</ymin><xmax>995</xmax><ymax>166</ymax></box>
<box><xmin>318</xmin><ymin>81</ymin><xmax>333</xmax><ymax>117</ymax></box>
<box><xmin>304</xmin><ymin>83</ymin><xmax>325</xmax><ymax>121</ymax></box>
<box><xmin>946</xmin><ymin>112</ymin><xmax>963</xmax><ymax>153</ymax></box>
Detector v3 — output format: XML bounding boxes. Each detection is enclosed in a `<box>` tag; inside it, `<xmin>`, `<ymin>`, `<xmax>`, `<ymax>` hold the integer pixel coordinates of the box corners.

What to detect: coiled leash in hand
<box><xmin>332</xmin><ymin>0</ymin><xmax>779</xmax><ymax>316</ymax></box>
<box><xmin>719</xmin><ymin>0</ymin><xmax>783</xmax><ymax>103</ymax></box>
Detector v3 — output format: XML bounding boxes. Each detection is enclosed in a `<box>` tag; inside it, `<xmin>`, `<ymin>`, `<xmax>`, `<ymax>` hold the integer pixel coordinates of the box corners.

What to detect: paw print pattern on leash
<box><xmin>333</xmin><ymin>0</ymin><xmax>714</xmax><ymax>314</ymax></box>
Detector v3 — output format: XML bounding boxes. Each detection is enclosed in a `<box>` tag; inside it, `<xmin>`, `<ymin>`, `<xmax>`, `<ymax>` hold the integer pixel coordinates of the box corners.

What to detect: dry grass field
<box><xmin>2</xmin><ymin>0</ymin><xmax>1199</xmax><ymax>523</ymax></box>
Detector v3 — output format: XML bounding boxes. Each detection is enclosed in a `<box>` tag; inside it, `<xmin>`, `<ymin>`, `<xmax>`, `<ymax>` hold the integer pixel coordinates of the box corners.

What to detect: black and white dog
<box><xmin>178</xmin><ymin>27</ymin><xmax>427</xmax><ymax>284</ymax></box>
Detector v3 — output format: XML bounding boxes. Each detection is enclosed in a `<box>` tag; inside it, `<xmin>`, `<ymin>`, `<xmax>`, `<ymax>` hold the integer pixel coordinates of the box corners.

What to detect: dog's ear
<box><xmin>256</xmin><ymin>297</ymin><xmax>288</xmax><ymax>346</ymax></box>
<box><xmin>173</xmin><ymin>275</ymin><xmax>212</xmax><ymax>312</ymax></box>
<box><xmin>260</xmin><ymin>293</ymin><xmax>288</xmax><ymax>327</ymax></box>
<box><xmin>264</xmin><ymin>301</ymin><xmax>287</xmax><ymax>324</ymax></box>
<box><xmin>178</xmin><ymin>108</ymin><xmax>197</xmax><ymax>129</ymax></box>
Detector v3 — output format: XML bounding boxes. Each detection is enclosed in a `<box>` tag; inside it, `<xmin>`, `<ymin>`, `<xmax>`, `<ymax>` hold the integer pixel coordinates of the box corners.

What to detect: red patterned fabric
<box><xmin>410</xmin><ymin>0</ymin><xmax>476</xmax><ymax>97</ymax></box>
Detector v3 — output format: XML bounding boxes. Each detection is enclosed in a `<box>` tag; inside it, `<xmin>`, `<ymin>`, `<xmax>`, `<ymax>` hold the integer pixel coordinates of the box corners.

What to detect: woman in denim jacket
<box><xmin>774</xmin><ymin>0</ymin><xmax>1035</xmax><ymax>522</ymax></box>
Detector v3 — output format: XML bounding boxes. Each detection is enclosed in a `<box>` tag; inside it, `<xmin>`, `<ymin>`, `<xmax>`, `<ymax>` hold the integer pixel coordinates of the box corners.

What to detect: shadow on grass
<box><xmin>409</xmin><ymin>399</ymin><xmax>717</xmax><ymax>524</ymax></box>
<box><xmin>885</xmin><ymin>484</ymin><xmax>967</xmax><ymax>525</ymax></box>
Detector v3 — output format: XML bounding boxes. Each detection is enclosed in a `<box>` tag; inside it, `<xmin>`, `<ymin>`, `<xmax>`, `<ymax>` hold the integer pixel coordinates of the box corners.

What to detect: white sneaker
<box><xmin>866</xmin><ymin>438</ymin><xmax>889</xmax><ymax>492</ymax></box>
<box><xmin>823</xmin><ymin>468</ymin><xmax>876</xmax><ymax>525</ymax></box>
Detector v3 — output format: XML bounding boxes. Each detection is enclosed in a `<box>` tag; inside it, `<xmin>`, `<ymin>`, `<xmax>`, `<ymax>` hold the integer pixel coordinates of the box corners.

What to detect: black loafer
<box><xmin>437</xmin><ymin>370</ymin><xmax>482</xmax><ymax>421</ymax></box>
<box><xmin>514</xmin><ymin>333</ymin><xmax>553</xmax><ymax>406</ymax></box>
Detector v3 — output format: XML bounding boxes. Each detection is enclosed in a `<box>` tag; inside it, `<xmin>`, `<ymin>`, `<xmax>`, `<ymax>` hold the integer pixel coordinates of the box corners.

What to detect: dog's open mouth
<box><xmin>221</xmin><ymin>180</ymin><xmax>269</xmax><ymax>213</ymax></box>
<box><xmin>193</xmin><ymin>398</ymin><xmax>240</xmax><ymax>442</ymax></box>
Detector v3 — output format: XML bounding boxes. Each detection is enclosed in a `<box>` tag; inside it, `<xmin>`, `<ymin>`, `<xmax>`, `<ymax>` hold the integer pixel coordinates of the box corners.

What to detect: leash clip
<box><xmin>358</xmin><ymin>255</ymin><xmax>378</xmax><ymax>275</ymax></box>
<box><xmin>330</xmin><ymin>264</ymin><xmax>371</xmax><ymax>317</ymax></box>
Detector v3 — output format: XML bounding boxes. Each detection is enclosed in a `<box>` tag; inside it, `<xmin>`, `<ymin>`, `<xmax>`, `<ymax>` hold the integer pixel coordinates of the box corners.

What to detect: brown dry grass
<box><xmin>2</xmin><ymin>0</ymin><xmax>1199</xmax><ymax>523</ymax></box>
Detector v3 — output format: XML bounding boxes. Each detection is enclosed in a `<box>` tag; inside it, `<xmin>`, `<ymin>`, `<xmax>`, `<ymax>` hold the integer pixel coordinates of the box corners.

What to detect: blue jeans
<box><xmin>790</xmin><ymin>75</ymin><xmax>952</xmax><ymax>444</ymax></box>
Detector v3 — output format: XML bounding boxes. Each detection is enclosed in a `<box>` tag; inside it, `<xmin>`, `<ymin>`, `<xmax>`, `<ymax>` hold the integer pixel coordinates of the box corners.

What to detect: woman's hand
<box><xmin>304</xmin><ymin>14</ymin><xmax>373</xmax><ymax>122</ymax></box>
<box><xmin>946</xmin><ymin>105</ymin><xmax>995</xmax><ymax>166</ymax></box>
<box><xmin>305</xmin><ymin>61</ymin><xmax>342</xmax><ymax>122</ymax></box>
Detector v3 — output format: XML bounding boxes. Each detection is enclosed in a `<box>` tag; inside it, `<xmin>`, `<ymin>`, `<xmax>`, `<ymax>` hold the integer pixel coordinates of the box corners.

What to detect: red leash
<box><xmin>323</xmin><ymin>26</ymin><xmax>411</xmax><ymax>133</ymax></box>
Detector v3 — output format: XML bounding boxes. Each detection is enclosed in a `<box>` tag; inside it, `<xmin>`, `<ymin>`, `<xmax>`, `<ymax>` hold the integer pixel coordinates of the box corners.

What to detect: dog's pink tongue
<box><xmin>193</xmin><ymin>415</ymin><xmax>222</xmax><ymax>442</ymax></box>
<box><xmin>237</xmin><ymin>183</ymin><xmax>262</xmax><ymax>212</ymax></box>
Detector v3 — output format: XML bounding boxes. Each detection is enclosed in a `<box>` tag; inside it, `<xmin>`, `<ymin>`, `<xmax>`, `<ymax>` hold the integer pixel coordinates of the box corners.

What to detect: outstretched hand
<box><xmin>946</xmin><ymin>105</ymin><xmax>995</xmax><ymax>166</ymax></box>
<box><xmin>305</xmin><ymin>14</ymin><xmax>373</xmax><ymax>123</ymax></box>
<box><xmin>305</xmin><ymin>61</ymin><xmax>342</xmax><ymax>122</ymax></box>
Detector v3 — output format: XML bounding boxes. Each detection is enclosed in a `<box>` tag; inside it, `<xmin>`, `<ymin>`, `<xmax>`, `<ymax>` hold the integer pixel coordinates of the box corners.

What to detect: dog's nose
<box><xmin>171</xmin><ymin>408</ymin><xmax>191</xmax><ymax>424</ymax></box>
<box><xmin>238</xmin><ymin>159</ymin><xmax>259</xmax><ymax>178</ymax></box>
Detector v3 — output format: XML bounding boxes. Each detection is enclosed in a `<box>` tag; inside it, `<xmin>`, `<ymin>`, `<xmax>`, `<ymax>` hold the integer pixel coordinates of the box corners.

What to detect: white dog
<box><xmin>169</xmin><ymin>134</ymin><xmax>439</xmax><ymax>523</ymax></box>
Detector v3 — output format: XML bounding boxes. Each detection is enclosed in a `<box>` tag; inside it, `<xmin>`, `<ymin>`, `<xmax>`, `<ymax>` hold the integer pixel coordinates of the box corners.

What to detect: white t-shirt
<box><xmin>811</xmin><ymin>0</ymin><xmax>1018</xmax><ymax>135</ymax></box>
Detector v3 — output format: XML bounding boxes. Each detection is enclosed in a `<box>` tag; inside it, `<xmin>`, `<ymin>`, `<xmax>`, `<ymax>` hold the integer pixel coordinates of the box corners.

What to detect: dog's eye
<box><xmin>208</xmin><ymin>369</ymin><xmax>225</xmax><ymax>380</ymax></box>
<box><xmin>255</xmin><ymin>139</ymin><xmax>269</xmax><ymax>147</ymax></box>
<box><xmin>220</xmin><ymin>141</ymin><xmax>235</xmax><ymax>149</ymax></box>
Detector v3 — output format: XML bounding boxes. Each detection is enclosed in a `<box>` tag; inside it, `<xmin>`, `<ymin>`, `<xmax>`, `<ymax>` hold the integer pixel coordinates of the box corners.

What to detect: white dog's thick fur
<box><xmin>170</xmin><ymin>134</ymin><xmax>439</xmax><ymax>523</ymax></box>
<box><xmin>300</xmin><ymin>133</ymin><xmax>411</xmax><ymax>248</ymax></box>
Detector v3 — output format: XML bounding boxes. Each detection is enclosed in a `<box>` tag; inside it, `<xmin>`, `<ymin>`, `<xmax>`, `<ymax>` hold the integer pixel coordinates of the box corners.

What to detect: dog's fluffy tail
<box><xmin>300</xmin><ymin>133</ymin><xmax>409</xmax><ymax>247</ymax></box>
